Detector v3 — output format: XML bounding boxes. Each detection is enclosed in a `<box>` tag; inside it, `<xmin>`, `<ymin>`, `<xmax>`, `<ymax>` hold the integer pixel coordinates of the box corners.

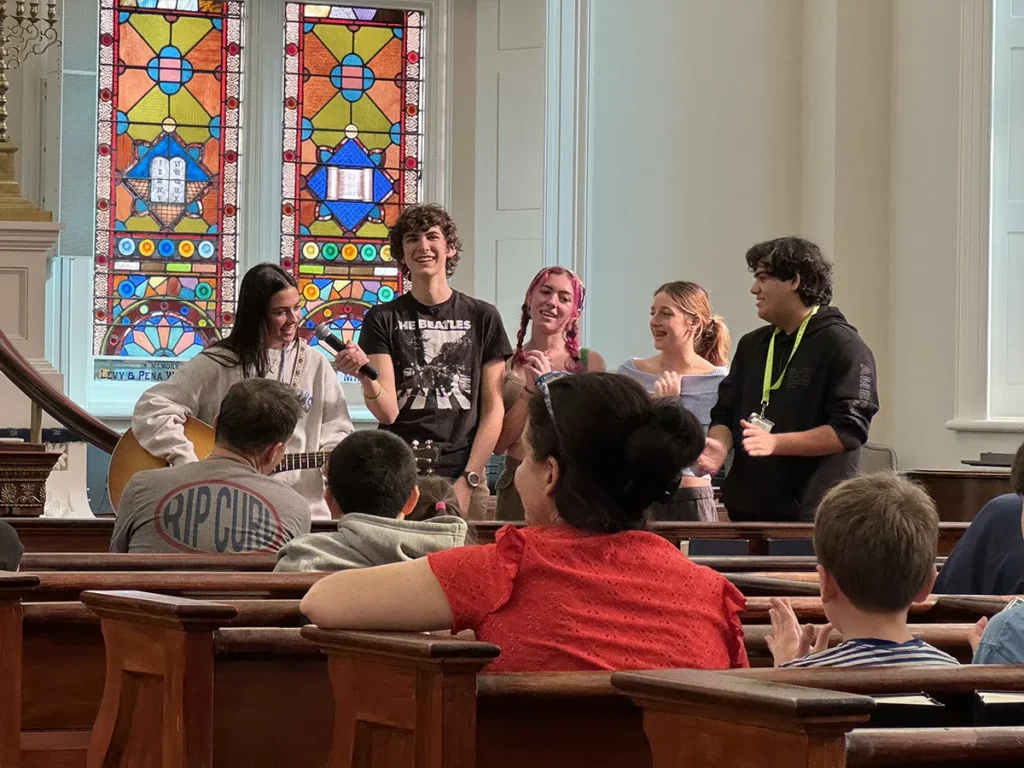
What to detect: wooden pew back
<box><xmin>8</xmin><ymin>518</ymin><xmax>972</xmax><ymax>555</ymax></box>
<box><xmin>612</xmin><ymin>669</ymin><xmax>1024</xmax><ymax>768</ymax></box>
<box><xmin>82</xmin><ymin>591</ymin><xmax>331</xmax><ymax>768</ymax></box>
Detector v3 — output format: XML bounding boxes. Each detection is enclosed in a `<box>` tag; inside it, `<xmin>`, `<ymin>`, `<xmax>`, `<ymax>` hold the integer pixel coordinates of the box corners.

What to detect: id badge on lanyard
<box><xmin>756</xmin><ymin>306</ymin><xmax>818</xmax><ymax>433</ymax></box>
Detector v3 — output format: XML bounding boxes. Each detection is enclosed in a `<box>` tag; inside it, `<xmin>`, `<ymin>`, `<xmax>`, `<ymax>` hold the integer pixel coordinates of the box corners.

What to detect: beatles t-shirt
<box><xmin>358</xmin><ymin>290</ymin><xmax>512</xmax><ymax>476</ymax></box>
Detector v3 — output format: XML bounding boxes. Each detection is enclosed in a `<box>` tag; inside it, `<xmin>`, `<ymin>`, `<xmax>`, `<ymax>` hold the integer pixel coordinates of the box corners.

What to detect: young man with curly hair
<box><xmin>334</xmin><ymin>204</ymin><xmax>512</xmax><ymax>519</ymax></box>
<box><xmin>699</xmin><ymin>237</ymin><xmax>879</xmax><ymax>522</ymax></box>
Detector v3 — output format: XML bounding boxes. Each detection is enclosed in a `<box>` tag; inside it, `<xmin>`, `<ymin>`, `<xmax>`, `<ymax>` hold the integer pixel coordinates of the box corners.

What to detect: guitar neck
<box><xmin>274</xmin><ymin>452</ymin><xmax>330</xmax><ymax>473</ymax></box>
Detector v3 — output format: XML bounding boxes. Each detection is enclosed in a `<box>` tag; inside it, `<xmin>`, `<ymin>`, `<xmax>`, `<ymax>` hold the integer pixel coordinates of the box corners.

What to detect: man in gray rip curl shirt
<box><xmin>111</xmin><ymin>379</ymin><xmax>313</xmax><ymax>554</ymax></box>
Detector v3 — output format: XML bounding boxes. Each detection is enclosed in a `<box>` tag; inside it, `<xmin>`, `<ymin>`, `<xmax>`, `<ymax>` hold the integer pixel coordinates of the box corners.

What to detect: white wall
<box><xmin>471</xmin><ymin>0</ymin><xmax>546</xmax><ymax>335</ymax></box>
<box><xmin>583</xmin><ymin>0</ymin><xmax>1018</xmax><ymax>469</ymax></box>
<box><xmin>889</xmin><ymin>0</ymin><xmax>1023</xmax><ymax>467</ymax></box>
<box><xmin>585</xmin><ymin>0</ymin><xmax>803</xmax><ymax>370</ymax></box>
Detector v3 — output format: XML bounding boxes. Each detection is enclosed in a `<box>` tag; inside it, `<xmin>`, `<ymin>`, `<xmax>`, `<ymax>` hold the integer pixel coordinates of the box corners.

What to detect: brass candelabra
<box><xmin>0</xmin><ymin>0</ymin><xmax>60</xmax><ymax>143</ymax></box>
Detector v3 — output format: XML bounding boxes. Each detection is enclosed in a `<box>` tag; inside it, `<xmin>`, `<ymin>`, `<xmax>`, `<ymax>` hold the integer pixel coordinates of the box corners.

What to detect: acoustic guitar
<box><xmin>106</xmin><ymin>416</ymin><xmax>329</xmax><ymax>511</ymax></box>
<box><xmin>107</xmin><ymin>419</ymin><xmax>445</xmax><ymax>512</ymax></box>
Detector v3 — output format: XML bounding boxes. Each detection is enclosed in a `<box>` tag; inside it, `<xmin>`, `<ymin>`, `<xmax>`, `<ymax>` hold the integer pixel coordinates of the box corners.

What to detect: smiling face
<box><xmin>402</xmin><ymin>226</ymin><xmax>454</xmax><ymax>282</ymax></box>
<box><xmin>528</xmin><ymin>271</ymin><xmax>577</xmax><ymax>335</ymax></box>
<box><xmin>649</xmin><ymin>291</ymin><xmax>698</xmax><ymax>351</ymax></box>
<box><xmin>265</xmin><ymin>287</ymin><xmax>301</xmax><ymax>349</ymax></box>
<box><xmin>750</xmin><ymin>269</ymin><xmax>800</xmax><ymax>325</ymax></box>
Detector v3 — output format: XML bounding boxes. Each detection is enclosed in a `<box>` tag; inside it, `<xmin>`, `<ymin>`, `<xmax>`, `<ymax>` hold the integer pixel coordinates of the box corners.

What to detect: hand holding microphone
<box><xmin>317</xmin><ymin>323</ymin><xmax>379</xmax><ymax>381</ymax></box>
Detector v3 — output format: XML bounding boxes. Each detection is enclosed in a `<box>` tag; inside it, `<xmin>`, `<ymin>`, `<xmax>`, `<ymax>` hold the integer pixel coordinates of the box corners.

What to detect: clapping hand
<box><xmin>766</xmin><ymin>597</ymin><xmax>833</xmax><ymax>666</ymax></box>
<box><xmin>741</xmin><ymin>419</ymin><xmax>778</xmax><ymax>457</ymax></box>
<box><xmin>968</xmin><ymin>616</ymin><xmax>989</xmax><ymax>654</ymax></box>
<box><xmin>520</xmin><ymin>350</ymin><xmax>553</xmax><ymax>389</ymax></box>
<box><xmin>654</xmin><ymin>370</ymin><xmax>682</xmax><ymax>398</ymax></box>
<box><xmin>697</xmin><ymin>437</ymin><xmax>728</xmax><ymax>475</ymax></box>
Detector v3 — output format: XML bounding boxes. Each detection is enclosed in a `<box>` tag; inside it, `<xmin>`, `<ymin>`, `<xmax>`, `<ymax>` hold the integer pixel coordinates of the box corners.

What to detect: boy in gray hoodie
<box><xmin>275</xmin><ymin>431</ymin><xmax>469</xmax><ymax>572</ymax></box>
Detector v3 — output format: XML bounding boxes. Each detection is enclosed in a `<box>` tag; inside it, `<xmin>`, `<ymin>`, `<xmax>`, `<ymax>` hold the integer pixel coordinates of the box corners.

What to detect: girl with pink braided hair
<box><xmin>493</xmin><ymin>267</ymin><xmax>605</xmax><ymax>519</ymax></box>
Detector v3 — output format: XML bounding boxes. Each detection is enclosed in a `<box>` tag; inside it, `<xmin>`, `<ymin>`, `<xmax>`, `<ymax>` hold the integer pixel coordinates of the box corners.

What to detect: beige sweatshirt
<box><xmin>130</xmin><ymin>341</ymin><xmax>353</xmax><ymax>519</ymax></box>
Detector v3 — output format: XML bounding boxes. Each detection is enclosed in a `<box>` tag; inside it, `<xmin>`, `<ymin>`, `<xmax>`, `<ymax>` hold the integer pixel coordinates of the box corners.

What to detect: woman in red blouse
<box><xmin>302</xmin><ymin>372</ymin><xmax>748</xmax><ymax>672</ymax></box>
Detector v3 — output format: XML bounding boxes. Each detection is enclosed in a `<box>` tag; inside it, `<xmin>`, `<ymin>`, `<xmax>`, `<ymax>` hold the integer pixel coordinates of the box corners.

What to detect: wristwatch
<box><xmin>461</xmin><ymin>470</ymin><xmax>481</xmax><ymax>488</ymax></box>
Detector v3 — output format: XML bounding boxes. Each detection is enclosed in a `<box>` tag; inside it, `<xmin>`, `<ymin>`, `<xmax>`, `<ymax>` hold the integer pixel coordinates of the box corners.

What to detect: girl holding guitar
<box><xmin>128</xmin><ymin>263</ymin><xmax>354</xmax><ymax>519</ymax></box>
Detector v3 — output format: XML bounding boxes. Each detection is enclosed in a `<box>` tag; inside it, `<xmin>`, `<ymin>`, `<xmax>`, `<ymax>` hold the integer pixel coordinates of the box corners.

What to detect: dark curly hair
<box><xmin>388</xmin><ymin>204</ymin><xmax>463</xmax><ymax>280</ymax></box>
<box><xmin>745</xmin><ymin>237</ymin><xmax>833</xmax><ymax>307</ymax></box>
<box><xmin>526</xmin><ymin>373</ymin><xmax>705</xmax><ymax>534</ymax></box>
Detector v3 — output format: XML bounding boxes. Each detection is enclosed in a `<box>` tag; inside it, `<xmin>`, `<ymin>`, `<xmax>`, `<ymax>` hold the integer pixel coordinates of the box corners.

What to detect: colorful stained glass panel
<box><xmin>281</xmin><ymin>3</ymin><xmax>423</xmax><ymax>357</ymax></box>
<box><xmin>94</xmin><ymin>0</ymin><xmax>243</xmax><ymax>376</ymax></box>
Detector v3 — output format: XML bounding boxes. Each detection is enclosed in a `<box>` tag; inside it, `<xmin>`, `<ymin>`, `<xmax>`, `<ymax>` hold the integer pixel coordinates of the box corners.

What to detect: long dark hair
<box><xmin>206</xmin><ymin>263</ymin><xmax>298</xmax><ymax>378</ymax></box>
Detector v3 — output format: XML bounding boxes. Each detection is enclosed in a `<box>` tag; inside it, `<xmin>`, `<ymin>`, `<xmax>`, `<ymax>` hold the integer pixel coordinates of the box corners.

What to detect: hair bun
<box><xmin>620</xmin><ymin>403</ymin><xmax>705</xmax><ymax>511</ymax></box>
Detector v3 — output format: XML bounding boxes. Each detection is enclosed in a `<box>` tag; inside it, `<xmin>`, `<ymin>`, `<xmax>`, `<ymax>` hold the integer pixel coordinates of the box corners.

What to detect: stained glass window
<box><xmin>93</xmin><ymin>0</ymin><xmax>243</xmax><ymax>381</ymax></box>
<box><xmin>281</xmin><ymin>4</ymin><xmax>423</xmax><ymax>357</ymax></box>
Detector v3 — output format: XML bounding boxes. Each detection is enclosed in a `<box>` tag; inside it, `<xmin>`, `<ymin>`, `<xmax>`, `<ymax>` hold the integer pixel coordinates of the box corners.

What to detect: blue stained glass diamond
<box><xmin>304</xmin><ymin>139</ymin><xmax>396</xmax><ymax>233</ymax></box>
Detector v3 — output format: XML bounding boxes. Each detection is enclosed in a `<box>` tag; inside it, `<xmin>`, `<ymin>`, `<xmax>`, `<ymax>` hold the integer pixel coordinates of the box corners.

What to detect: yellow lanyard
<box><xmin>760</xmin><ymin>306</ymin><xmax>818</xmax><ymax>417</ymax></box>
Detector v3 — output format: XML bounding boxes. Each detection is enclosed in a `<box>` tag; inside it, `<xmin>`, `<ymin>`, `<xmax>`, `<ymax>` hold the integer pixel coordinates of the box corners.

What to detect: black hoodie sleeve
<box><xmin>710</xmin><ymin>336</ymin><xmax>743</xmax><ymax>431</ymax></box>
<box><xmin>825</xmin><ymin>333</ymin><xmax>879</xmax><ymax>450</ymax></box>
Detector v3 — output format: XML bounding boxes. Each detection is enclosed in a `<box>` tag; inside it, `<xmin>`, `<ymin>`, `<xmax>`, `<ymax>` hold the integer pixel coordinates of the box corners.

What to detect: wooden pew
<box><xmin>82</xmin><ymin>591</ymin><xmax>332</xmax><ymax>768</ymax></box>
<box><xmin>8</xmin><ymin>517</ymin><xmax>971</xmax><ymax>556</ymax></box>
<box><xmin>473</xmin><ymin>521</ymin><xmax>969</xmax><ymax>557</ymax></box>
<box><xmin>0</xmin><ymin>573</ymin><xmax>308</xmax><ymax>768</ymax></box>
<box><xmin>9</xmin><ymin>571</ymin><xmax>319</xmax><ymax>601</ymax></box>
<box><xmin>21</xmin><ymin>552</ymin><xmax>278</xmax><ymax>571</ymax></box>
<box><xmin>903</xmin><ymin>468</ymin><xmax>1012</xmax><ymax>523</ymax></box>
<box><xmin>299</xmin><ymin>628</ymin><xmax>1024</xmax><ymax>768</ymax></box>
<box><xmin>612</xmin><ymin>669</ymin><xmax>1024</xmax><ymax>767</ymax></box>
<box><xmin>739</xmin><ymin>594</ymin><xmax>1013</xmax><ymax>624</ymax></box>
<box><xmin>0</xmin><ymin>574</ymin><xmax>1005</xmax><ymax>765</ymax></box>
<box><xmin>725</xmin><ymin>574</ymin><xmax>822</xmax><ymax>596</ymax></box>
<box><xmin>20</xmin><ymin>552</ymin><xmax>836</xmax><ymax>574</ymax></box>
<box><xmin>16</xmin><ymin>599</ymin><xmax>309</xmax><ymax>768</ymax></box>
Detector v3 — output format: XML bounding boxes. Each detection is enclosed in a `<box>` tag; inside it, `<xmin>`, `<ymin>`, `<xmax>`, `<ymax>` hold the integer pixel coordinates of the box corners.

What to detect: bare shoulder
<box><xmin>631</xmin><ymin>356</ymin><xmax>661</xmax><ymax>375</ymax></box>
<box><xmin>584</xmin><ymin>349</ymin><xmax>607</xmax><ymax>372</ymax></box>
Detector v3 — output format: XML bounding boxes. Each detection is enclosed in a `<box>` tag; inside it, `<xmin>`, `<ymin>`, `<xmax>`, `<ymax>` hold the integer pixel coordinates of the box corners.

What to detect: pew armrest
<box><xmin>726</xmin><ymin>574</ymin><xmax>821</xmax><ymax>597</ymax></box>
<box><xmin>846</xmin><ymin>727</ymin><xmax>1024</xmax><ymax>768</ymax></box>
<box><xmin>612</xmin><ymin>669</ymin><xmax>876</xmax><ymax>724</ymax></box>
<box><xmin>302</xmin><ymin>626</ymin><xmax>500</xmax><ymax>667</ymax></box>
<box><xmin>0</xmin><ymin>572</ymin><xmax>39</xmax><ymax>599</ymax></box>
<box><xmin>81</xmin><ymin>589</ymin><xmax>238</xmax><ymax>630</ymax></box>
<box><xmin>932</xmin><ymin>594</ymin><xmax>1013</xmax><ymax>620</ymax></box>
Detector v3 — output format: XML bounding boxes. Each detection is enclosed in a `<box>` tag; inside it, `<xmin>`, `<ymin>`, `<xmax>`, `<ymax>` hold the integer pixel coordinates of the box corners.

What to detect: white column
<box><xmin>0</xmin><ymin>220</ymin><xmax>93</xmax><ymax>516</ymax></box>
<box><xmin>800</xmin><ymin>0</ymin><xmax>893</xmax><ymax>444</ymax></box>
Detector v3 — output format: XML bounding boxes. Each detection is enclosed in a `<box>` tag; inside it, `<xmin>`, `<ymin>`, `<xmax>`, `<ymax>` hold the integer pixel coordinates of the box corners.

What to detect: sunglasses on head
<box><xmin>534</xmin><ymin>370</ymin><xmax>572</xmax><ymax>431</ymax></box>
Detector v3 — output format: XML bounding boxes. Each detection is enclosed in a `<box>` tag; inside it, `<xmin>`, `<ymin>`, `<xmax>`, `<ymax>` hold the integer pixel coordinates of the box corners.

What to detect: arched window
<box><xmin>93</xmin><ymin>0</ymin><xmax>243</xmax><ymax>382</ymax></box>
<box><xmin>280</xmin><ymin>4</ymin><xmax>424</xmax><ymax>360</ymax></box>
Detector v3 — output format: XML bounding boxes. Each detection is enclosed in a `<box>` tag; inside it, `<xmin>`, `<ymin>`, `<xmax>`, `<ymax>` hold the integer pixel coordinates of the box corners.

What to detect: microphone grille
<box><xmin>313</xmin><ymin>323</ymin><xmax>331</xmax><ymax>340</ymax></box>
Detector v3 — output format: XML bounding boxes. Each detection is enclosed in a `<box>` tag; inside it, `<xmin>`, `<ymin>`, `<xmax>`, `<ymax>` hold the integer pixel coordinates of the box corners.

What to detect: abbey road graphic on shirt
<box><xmin>154</xmin><ymin>480</ymin><xmax>286</xmax><ymax>553</ymax></box>
<box><xmin>397</xmin><ymin>318</ymin><xmax>473</xmax><ymax>410</ymax></box>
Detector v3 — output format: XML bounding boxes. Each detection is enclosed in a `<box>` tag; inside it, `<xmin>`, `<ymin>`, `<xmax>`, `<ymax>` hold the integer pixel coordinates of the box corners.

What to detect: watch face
<box><xmin>465</xmin><ymin>471</ymin><xmax>481</xmax><ymax>488</ymax></box>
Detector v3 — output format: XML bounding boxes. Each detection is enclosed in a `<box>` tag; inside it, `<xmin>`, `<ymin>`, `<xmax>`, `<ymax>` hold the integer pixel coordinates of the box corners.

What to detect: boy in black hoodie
<box><xmin>700</xmin><ymin>237</ymin><xmax>879</xmax><ymax>522</ymax></box>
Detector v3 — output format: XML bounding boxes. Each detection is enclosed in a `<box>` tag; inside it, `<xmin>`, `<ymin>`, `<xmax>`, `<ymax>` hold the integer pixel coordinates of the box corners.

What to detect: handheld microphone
<box><xmin>314</xmin><ymin>323</ymin><xmax>379</xmax><ymax>381</ymax></box>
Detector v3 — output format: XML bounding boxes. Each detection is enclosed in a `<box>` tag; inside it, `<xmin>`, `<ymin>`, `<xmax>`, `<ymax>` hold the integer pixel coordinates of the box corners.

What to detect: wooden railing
<box><xmin>0</xmin><ymin>328</ymin><xmax>118</xmax><ymax>452</ymax></box>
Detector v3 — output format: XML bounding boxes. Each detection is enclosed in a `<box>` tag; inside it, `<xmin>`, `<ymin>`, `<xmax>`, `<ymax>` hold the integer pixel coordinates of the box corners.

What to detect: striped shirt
<box><xmin>781</xmin><ymin>638</ymin><xmax>960</xmax><ymax>668</ymax></box>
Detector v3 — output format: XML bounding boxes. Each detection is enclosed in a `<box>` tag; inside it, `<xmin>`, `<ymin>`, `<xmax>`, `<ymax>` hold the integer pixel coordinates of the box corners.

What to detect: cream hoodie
<box><xmin>131</xmin><ymin>341</ymin><xmax>353</xmax><ymax>519</ymax></box>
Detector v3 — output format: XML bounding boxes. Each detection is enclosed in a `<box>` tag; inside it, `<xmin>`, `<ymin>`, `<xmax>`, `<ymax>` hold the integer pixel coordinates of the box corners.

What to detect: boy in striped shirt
<box><xmin>767</xmin><ymin>473</ymin><xmax>959</xmax><ymax>668</ymax></box>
